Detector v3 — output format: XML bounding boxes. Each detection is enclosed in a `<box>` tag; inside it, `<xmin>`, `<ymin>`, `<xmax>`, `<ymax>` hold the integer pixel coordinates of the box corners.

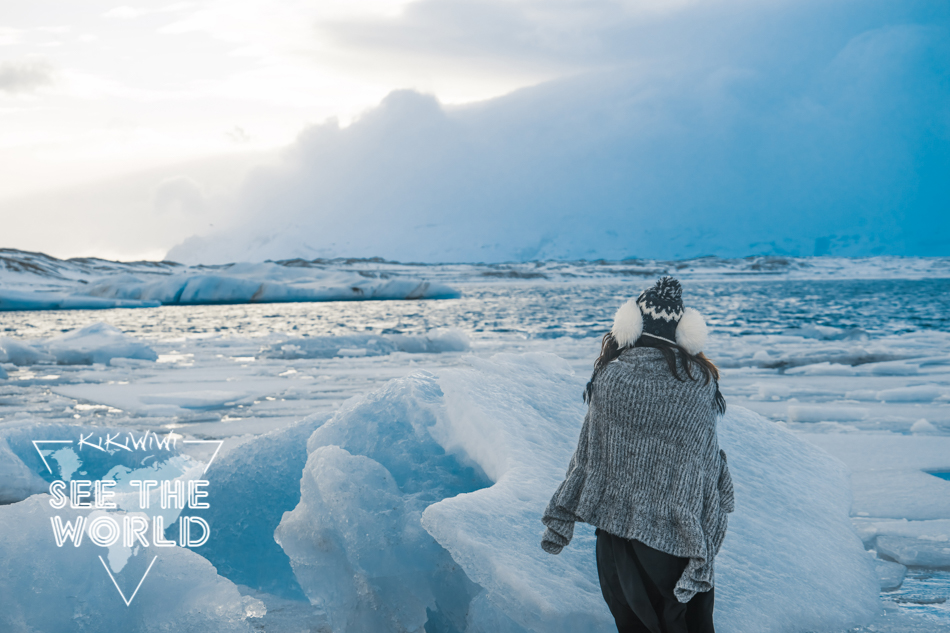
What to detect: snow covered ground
<box><xmin>0</xmin><ymin>268</ymin><xmax>948</xmax><ymax>632</ymax></box>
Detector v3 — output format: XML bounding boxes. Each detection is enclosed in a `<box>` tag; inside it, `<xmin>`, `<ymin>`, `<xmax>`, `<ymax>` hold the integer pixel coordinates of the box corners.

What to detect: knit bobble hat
<box><xmin>611</xmin><ymin>276</ymin><xmax>708</xmax><ymax>355</ymax></box>
<box><xmin>638</xmin><ymin>276</ymin><xmax>685</xmax><ymax>342</ymax></box>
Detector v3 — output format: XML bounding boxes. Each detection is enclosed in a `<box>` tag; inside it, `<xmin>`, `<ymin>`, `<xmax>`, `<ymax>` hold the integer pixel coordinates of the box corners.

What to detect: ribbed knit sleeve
<box><xmin>541</xmin><ymin>409</ymin><xmax>592</xmax><ymax>553</ymax></box>
<box><xmin>718</xmin><ymin>449</ymin><xmax>735</xmax><ymax>514</ymax></box>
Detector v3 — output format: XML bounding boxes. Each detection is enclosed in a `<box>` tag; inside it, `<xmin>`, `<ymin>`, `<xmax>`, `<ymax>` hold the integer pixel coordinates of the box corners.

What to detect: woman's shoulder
<box><xmin>611</xmin><ymin>346</ymin><xmax>668</xmax><ymax>373</ymax></box>
<box><xmin>599</xmin><ymin>346</ymin><xmax>717</xmax><ymax>393</ymax></box>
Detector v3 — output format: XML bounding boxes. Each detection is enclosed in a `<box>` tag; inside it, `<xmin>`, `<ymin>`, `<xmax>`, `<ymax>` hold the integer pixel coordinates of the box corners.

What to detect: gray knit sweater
<box><xmin>541</xmin><ymin>346</ymin><xmax>735</xmax><ymax>603</ymax></box>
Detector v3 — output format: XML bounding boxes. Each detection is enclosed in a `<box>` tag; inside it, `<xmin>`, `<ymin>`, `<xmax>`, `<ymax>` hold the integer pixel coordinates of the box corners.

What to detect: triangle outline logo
<box><xmin>98</xmin><ymin>555</ymin><xmax>158</xmax><ymax>606</ymax></box>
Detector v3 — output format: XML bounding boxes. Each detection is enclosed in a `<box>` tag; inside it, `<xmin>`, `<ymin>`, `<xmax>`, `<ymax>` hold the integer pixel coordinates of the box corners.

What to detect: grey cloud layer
<box><xmin>159</xmin><ymin>0</ymin><xmax>948</xmax><ymax>263</ymax></box>
<box><xmin>0</xmin><ymin>59</ymin><xmax>54</xmax><ymax>93</ymax></box>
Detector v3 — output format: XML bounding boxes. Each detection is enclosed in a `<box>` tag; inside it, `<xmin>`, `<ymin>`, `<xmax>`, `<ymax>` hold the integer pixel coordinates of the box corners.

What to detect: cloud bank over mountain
<box><xmin>167</xmin><ymin>0</ymin><xmax>950</xmax><ymax>264</ymax></box>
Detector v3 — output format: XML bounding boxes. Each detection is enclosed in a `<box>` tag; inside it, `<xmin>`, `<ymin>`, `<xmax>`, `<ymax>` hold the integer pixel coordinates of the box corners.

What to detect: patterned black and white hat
<box><xmin>610</xmin><ymin>276</ymin><xmax>708</xmax><ymax>354</ymax></box>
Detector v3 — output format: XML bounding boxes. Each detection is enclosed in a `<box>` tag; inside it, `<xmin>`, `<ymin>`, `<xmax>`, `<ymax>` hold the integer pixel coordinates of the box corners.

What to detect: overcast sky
<box><xmin>2</xmin><ymin>1</ymin><xmax>947</xmax><ymax>262</ymax></box>
<box><xmin>0</xmin><ymin>0</ymin><xmax>627</xmax><ymax>202</ymax></box>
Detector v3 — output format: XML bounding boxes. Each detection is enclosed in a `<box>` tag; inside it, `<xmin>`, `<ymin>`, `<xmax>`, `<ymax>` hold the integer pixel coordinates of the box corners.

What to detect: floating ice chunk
<box><xmin>0</xmin><ymin>495</ymin><xmax>259</xmax><ymax>632</ymax></box>
<box><xmin>876</xmin><ymin>535</ymin><xmax>950</xmax><ymax>567</ymax></box>
<box><xmin>0</xmin><ymin>364</ymin><xmax>6</xmax><ymax>379</ymax></box>
<box><xmin>0</xmin><ymin>436</ymin><xmax>48</xmax><ymax>503</ymax></box>
<box><xmin>852</xmin><ymin>518</ymin><xmax>950</xmax><ymax>547</ymax></box>
<box><xmin>263</xmin><ymin>329</ymin><xmax>470</xmax><ymax>360</ymax></box>
<box><xmin>844</xmin><ymin>389</ymin><xmax>878</xmax><ymax>401</ymax></box>
<box><xmin>801</xmin><ymin>434</ymin><xmax>950</xmax><ymax>520</ymax></box>
<box><xmin>785</xmin><ymin>362</ymin><xmax>857</xmax><ymax>376</ymax></box>
<box><xmin>754</xmin><ymin>383</ymin><xmax>790</xmax><ymax>400</ymax></box>
<box><xmin>876</xmin><ymin>386</ymin><xmax>944</xmax><ymax>403</ymax></box>
<box><xmin>863</xmin><ymin>361</ymin><xmax>919</xmax><ymax>376</ymax></box>
<box><xmin>752</xmin><ymin>350</ymin><xmax>771</xmax><ymax>361</ymax></box>
<box><xmin>872</xmin><ymin>556</ymin><xmax>906</xmax><ymax>591</ymax></box>
<box><xmin>277</xmin><ymin>372</ymin><xmax>489</xmax><ymax>632</ymax></box>
<box><xmin>420</xmin><ymin>354</ymin><xmax>612</xmax><ymax>633</ymax></box>
<box><xmin>788</xmin><ymin>326</ymin><xmax>869</xmax><ymax>341</ymax></box>
<box><xmin>787</xmin><ymin>404</ymin><xmax>869</xmax><ymax>423</ymax></box>
<box><xmin>180</xmin><ymin>415</ymin><xmax>328</xmax><ymax>600</ymax></box>
<box><xmin>0</xmin><ymin>337</ymin><xmax>53</xmax><ymax>365</ymax></box>
<box><xmin>911</xmin><ymin>418</ymin><xmax>940</xmax><ymax>434</ymax></box>
<box><xmin>388</xmin><ymin>329</ymin><xmax>471</xmax><ymax>354</ymax></box>
<box><xmin>140</xmin><ymin>390</ymin><xmax>244</xmax><ymax>409</ymax></box>
<box><xmin>1</xmin><ymin>323</ymin><xmax>162</xmax><ymax>367</ymax></box>
<box><xmin>278</xmin><ymin>445</ymin><xmax>463</xmax><ymax>632</ymax></box>
<box><xmin>43</xmin><ymin>323</ymin><xmax>158</xmax><ymax>365</ymax></box>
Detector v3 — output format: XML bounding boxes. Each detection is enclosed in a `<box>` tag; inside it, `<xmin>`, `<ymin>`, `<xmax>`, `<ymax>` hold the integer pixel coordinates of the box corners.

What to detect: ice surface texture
<box><xmin>0</xmin><ymin>495</ymin><xmax>261</xmax><ymax>632</ymax></box>
<box><xmin>276</xmin><ymin>372</ymin><xmax>490</xmax><ymax>632</ymax></box>
<box><xmin>275</xmin><ymin>352</ymin><xmax>878</xmax><ymax>633</ymax></box>
<box><xmin>0</xmin><ymin>322</ymin><xmax>157</xmax><ymax>366</ymax></box>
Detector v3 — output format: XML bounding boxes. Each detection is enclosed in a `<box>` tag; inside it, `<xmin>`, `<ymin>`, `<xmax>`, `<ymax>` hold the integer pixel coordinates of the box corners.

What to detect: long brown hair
<box><xmin>584</xmin><ymin>332</ymin><xmax>726</xmax><ymax>415</ymax></box>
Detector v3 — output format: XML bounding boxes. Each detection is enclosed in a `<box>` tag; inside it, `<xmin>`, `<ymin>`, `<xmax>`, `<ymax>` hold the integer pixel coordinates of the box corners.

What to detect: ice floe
<box><xmin>0</xmin><ymin>323</ymin><xmax>157</xmax><ymax>366</ymax></box>
<box><xmin>801</xmin><ymin>434</ymin><xmax>950</xmax><ymax>521</ymax></box>
<box><xmin>872</xmin><ymin>556</ymin><xmax>907</xmax><ymax>591</ymax></box>
<box><xmin>263</xmin><ymin>329</ymin><xmax>470</xmax><ymax>359</ymax></box>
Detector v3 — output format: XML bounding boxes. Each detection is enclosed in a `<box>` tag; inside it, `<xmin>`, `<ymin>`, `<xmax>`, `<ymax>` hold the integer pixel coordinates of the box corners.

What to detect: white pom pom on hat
<box><xmin>674</xmin><ymin>307</ymin><xmax>708</xmax><ymax>355</ymax></box>
<box><xmin>610</xmin><ymin>299</ymin><xmax>643</xmax><ymax>347</ymax></box>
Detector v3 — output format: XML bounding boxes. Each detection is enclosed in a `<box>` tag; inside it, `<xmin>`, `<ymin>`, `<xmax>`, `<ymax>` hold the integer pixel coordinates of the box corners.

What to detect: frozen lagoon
<box><xmin>1</xmin><ymin>267</ymin><xmax>949</xmax><ymax>632</ymax></box>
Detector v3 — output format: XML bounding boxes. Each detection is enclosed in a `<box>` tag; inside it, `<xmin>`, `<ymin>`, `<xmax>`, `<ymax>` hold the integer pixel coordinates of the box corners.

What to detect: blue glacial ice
<box><xmin>275</xmin><ymin>372</ymin><xmax>489</xmax><ymax>632</ymax></box>
<box><xmin>268</xmin><ymin>352</ymin><xmax>879</xmax><ymax>633</ymax></box>
<box><xmin>0</xmin><ymin>422</ymin><xmax>192</xmax><ymax>505</ymax></box>
<box><xmin>0</xmin><ymin>495</ymin><xmax>263</xmax><ymax>632</ymax></box>
<box><xmin>176</xmin><ymin>414</ymin><xmax>329</xmax><ymax>600</ymax></box>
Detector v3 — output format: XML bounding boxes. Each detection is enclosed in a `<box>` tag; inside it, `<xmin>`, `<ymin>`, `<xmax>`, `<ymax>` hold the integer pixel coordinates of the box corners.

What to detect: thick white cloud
<box><xmin>165</xmin><ymin>1</ymin><xmax>950</xmax><ymax>263</ymax></box>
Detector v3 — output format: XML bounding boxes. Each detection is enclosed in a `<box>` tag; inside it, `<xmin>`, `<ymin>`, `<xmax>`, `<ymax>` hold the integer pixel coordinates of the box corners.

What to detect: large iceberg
<box><xmin>273</xmin><ymin>352</ymin><xmax>879</xmax><ymax>633</ymax></box>
<box><xmin>0</xmin><ymin>249</ymin><xmax>459</xmax><ymax>311</ymax></box>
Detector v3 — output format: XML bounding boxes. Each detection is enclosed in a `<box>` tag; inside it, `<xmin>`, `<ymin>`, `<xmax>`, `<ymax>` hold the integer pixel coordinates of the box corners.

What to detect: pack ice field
<box><xmin>1</xmin><ymin>253</ymin><xmax>949</xmax><ymax>633</ymax></box>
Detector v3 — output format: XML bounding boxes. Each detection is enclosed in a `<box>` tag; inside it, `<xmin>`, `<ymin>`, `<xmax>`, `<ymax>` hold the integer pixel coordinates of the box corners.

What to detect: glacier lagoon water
<box><xmin>2</xmin><ymin>278</ymin><xmax>949</xmax><ymax>341</ymax></box>
<box><xmin>2</xmin><ymin>275</ymin><xmax>949</xmax><ymax>632</ymax></box>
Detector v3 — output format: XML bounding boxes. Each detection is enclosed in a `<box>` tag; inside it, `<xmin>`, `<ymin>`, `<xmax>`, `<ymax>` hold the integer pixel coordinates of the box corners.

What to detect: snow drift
<box><xmin>267</xmin><ymin>353</ymin><xmax>878</xmax><ymax>633</ymax></box>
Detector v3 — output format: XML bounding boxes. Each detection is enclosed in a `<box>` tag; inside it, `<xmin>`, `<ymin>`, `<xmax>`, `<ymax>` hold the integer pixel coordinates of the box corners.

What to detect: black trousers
<box><xmin>595</xmin><ymin>528</ymin><xmax>715</xmax><ymax>633</ymax></box>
